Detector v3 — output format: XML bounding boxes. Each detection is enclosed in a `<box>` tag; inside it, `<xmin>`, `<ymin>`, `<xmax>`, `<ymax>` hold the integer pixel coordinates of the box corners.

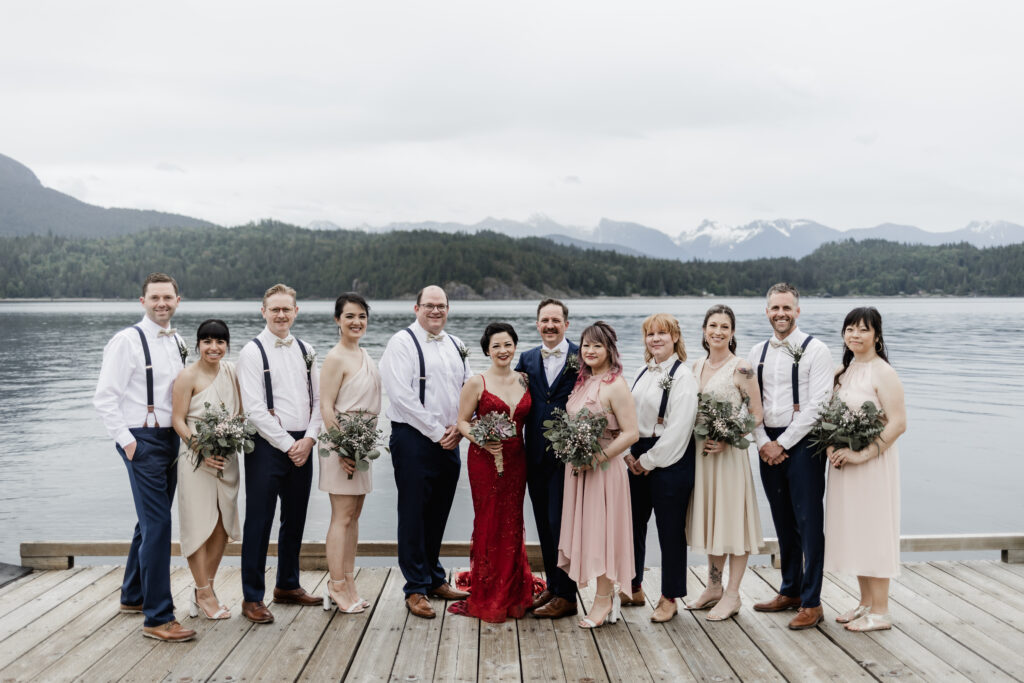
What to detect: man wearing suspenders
<box><xmin>237</xmin><ymin>283</ymin><xmax>322</xmax><ymax>623</ymax></box>
<box><xmin>94</xmin><ymin>273</ymin><xmax>196</xmax><ymax>642</ymax></box>
<box><xmin>748</xmin><ymin>282</ymin><xmax>833</xmax><ymax>629</ymax></box>
<box><xmin>379</xmin><ymin>285</ymin><xmax>472</xmax><ymax>619</ymax></box>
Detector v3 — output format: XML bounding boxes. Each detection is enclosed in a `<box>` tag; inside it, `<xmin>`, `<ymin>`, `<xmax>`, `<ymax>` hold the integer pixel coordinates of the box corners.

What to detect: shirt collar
<box><xmin>648</xmin><ymin>355</ymin><xmax>677</xmax><ymax>372</ymax></box>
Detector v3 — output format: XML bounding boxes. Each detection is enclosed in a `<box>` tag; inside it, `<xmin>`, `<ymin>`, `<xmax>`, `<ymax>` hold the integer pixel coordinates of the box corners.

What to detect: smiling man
<box><xmin>94</xmin><ymin>273</ymin><xmax>195</xmax><ymax>642</ymax></box>
<box><xmin>747</xmin><ymin>282</ymin><xmax>833</xmax><ymax>630</ymax></box>
<box><xmin>379</xmin><ymin>285</ymin><xmax>472</xmax><ymax>619</ymax></box>
<box><xmin>237</xmin><ymin>283</ymin><xmax>322</xmax><ymax>624</ymax></box>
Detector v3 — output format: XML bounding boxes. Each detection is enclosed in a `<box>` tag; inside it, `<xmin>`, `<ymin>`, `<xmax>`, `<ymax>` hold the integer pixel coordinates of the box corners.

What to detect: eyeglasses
<box><xmin>419</xmin><ymin>303</ymin><xmax>448</xmax><ymax>312</ymax></box>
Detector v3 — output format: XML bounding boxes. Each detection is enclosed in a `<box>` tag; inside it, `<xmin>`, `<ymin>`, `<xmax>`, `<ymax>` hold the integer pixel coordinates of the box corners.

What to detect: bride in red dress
<box><xmin>453</xmin><ymin>322</ymin><xmax>540</xmax><ymax>622</ymax></box>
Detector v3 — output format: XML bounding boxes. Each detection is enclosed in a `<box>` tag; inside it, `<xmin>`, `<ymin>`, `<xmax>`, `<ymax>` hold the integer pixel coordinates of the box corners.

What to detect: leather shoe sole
<box><xmin>142</xmin><ymin>620</ymin><xmax>196</xmax><ymax>642</ymax></box>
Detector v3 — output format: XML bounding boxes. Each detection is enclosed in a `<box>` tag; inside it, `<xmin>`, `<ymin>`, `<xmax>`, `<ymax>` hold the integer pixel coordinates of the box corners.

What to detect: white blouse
<box><xmin>630</xmin><ymin>356</ymin><xmax>698</xmax><ymax>470</ymax></box>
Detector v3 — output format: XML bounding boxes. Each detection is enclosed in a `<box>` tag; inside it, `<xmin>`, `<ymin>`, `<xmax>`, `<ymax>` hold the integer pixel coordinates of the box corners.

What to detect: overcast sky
<box><xmin>3</xmin><ymin>1</ymin><xmax>1022</xmax><ymax>235</ymax></box>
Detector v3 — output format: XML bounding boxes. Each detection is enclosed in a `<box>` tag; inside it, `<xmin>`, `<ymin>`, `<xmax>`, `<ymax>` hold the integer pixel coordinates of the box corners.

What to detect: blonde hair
<box><xmin>262</xmin><ymin>283</ymin><xmax>297</xmax><ymax>305</ymax></box>
<box><xmin>641</xmin><ymin>313</ymin><xmax>687</xmax><ymax>363</ymax></box>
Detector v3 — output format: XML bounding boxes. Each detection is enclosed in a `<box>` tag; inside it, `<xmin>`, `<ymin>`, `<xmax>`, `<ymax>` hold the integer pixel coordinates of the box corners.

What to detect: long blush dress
<box><xmin>452</xmin><ymin>377</ymin><xmax>538</xmax><ymax>622</ymax></box>
<box><xmin>824</xmin><ymin>358</ymin><xmax>900</xmax><ymax>578</ymax></box>
<box><xmin>319</xmin><ymin>348</ymin><xmax>382</xmax><ymax>496</ymax></box>
<box><xmin>557</xmin><ymin>375</ymin><xmax>634</xmax><ymax>588</ymax></box>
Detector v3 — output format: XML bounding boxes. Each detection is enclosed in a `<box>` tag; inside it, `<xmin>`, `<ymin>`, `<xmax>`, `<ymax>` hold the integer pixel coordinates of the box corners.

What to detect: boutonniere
<box><xmin>458</xmin><ymin>343</ymin><xmax>470</xmax><ymax>362</ymax></box>
<box><xmin>564</xmin><ymin>353</ymin><xmax>580</xmax><ymax>372</ymax></box>
<box><xmin>780</xmin><ymin>342</ymin><xmax>805</xmax><ymax>365</ymax></box>
<box><xmin>658</xmin><ymin>374</ymin><xmax>674</xmax><ymax>392</ymax></box>
<box><xmin>176</xmin><ymin>339</ymin><xmax>189</xmax><ymax>365</ymax></box>
<box><xmin>303</xmin><ymin>348</ymin><xmax>317</xmax><ymax>372</ymax></box>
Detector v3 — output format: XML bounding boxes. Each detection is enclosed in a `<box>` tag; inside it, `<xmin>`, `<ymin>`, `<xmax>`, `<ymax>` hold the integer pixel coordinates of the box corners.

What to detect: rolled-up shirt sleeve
<box><xmin>778</xmin><ymin>342</ymin><xmax>833</xmax><ymax>451</ymax></box>
<box><xmin>380</xmin><ymin>334</ymin><xmax>446</xmax><ymax>442</ymax></box>
<box><xmin>637</xmin><ymin>368</ymin><xmax>699</xmax><ymax>470</ymax></box>
<box><xmin>237</xmin><ymin>343</ymin><xmax>295</xmax><ymax>452</ymax></box>
<box><xmin>93</xmin><ymin>332</ymin><xmax>136</xmax><ymax>449</ymax></box>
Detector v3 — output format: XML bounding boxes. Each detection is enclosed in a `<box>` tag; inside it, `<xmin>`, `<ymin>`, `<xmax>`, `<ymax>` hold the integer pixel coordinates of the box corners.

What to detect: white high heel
<box><xmin>579</xmin><ymin>591</ymin><xmax>620</xmax><ymax>628</ymax></box>
<box><xmin>189</xmin><ymin>585</ymin><xmax>230</xmax><ymax>620</ymax></box>
<box><xmin>345</xmin><ymin>572</ymin><xmax>371</xmax><ymax>609</ymax></box>
<box><xmin>323</xmin><ymin>578</ymin><xmax>365</xmax><ymax>614</ymax></box>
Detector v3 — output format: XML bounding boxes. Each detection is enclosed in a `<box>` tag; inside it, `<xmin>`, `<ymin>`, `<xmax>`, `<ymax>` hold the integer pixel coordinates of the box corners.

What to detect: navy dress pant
<box><xmin>390</xmin><ymin>422</ymin><xmax>460</xmax><ymax>596</ymax></box>
<box><xmin>526</xmin><ymin>455</ymin><xmax>576</xmax><ymax>602</ymax></box>
<box><xmin>118</xmin><ymin>426</ymin><xmax>179</xmax><ymax>627</ymax></box>
<box><xmin>241</xmin><ymin>432</ymin><xmax>313</xmax><ymax>602</ymax></box>
<box><xmin>759</xmin><ymin>426</ymin><xmax>826</xmax><ymax>607</ymax></box>
<box><xmin>628</xmin><ymin>436</ymin><xmax>695</xmax><ymax>599</ymax></box>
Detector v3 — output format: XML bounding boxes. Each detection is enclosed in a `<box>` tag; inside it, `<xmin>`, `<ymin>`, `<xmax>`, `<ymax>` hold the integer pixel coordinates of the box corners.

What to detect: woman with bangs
<box><xmin>557</xmin><ymin>321</ymin><xmax>639</xmax><ymax>629</ymax></box>
<box><xmin>172</xmin><ymin>319</ymin><xmax>243</xmax><ymax>620</ymax></box>
<box><xmin>685</xmin><ymin>304</ymin><xmax>764</xmax><ymax>621</ymax></box>
<box><xmin>623</xmin><ymin>313</ymin><xmax>699</xmax><ymax>623</ymax></box>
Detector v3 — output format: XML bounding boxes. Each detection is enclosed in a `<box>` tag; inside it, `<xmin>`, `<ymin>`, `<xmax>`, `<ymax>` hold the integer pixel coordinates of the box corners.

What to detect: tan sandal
<box><xmin>706</xmin><ymin>592</ymin><xmax>741</xmax><ymax>621</ymax></box>
<box><xmin>845</xmin><ymin>612</ymin><xmax>892</xmax><ymax>632</ymax></box>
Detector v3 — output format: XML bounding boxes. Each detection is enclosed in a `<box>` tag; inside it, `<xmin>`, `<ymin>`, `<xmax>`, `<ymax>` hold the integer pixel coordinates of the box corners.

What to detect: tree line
<box><xmin>1</xmin><ymin>221</ymin><xmax>1021</xmax><ymax>299</ymax></box>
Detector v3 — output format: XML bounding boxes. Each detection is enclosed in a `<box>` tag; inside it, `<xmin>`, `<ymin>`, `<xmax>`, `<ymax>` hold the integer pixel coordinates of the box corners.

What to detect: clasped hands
<box><xmin>438</xmin><ymin>425</ymin><xmax>463</xmax><ymax>451</ymax></box>
<box><xmin>758</xmin><ymin>440</ymin><xmax>788</xmax><ymax>466</ymax></box>
<box><xmin>287</xmin><ymin>437</ymin><xmax>315</xmax><ymax>466</ymax></box>
<box><xmin>623</xmin><ymin>453</ymin><xmax>648</xmax><ymax>476</ymax></box>
<box><xmin>826</xmin><ymin>444</ymin><xmax>870</xmax><ymax>469</ymax></box>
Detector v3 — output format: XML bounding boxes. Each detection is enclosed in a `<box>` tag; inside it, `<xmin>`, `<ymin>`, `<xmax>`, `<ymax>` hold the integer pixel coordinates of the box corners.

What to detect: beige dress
<box><xmin>824</xmin><ymin>358</ymin><xmax>900</xmax><ymax>578</ymax></box>
<box><xmin>319</xmin><ymin>348</ymin><xmax>382</xmax><ymax>495</ymax></box>
<box><xmin>177</xmin><ymin>361</ymin><xmax>242</xmax><ymax>558</ymax></box>
<box><xmin>686</xmin><ymin>357</ymin><xmax>764</xmax><ymax>556</ymax></box>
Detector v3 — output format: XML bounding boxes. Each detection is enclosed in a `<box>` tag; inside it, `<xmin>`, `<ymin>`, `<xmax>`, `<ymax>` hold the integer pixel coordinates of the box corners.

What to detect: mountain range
<box><xmin>3</xmin><ymin>152</ymin><xmax>1022</xmax><ymax>260</ymax></box>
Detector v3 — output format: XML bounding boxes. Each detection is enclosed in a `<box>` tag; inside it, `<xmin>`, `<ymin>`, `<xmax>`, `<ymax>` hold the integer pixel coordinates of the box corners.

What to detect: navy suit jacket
<box><xmin>515</xmin><ymin>342</ymin><xmax>580</xmax><ymax>467</ymax></box>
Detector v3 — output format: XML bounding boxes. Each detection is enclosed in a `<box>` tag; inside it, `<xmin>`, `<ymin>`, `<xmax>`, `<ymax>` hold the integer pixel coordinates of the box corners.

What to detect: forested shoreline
<box><xmin>1</xmin><ymin>221</ymin><xmax>1022</xmax><ymax>299</ymax></box>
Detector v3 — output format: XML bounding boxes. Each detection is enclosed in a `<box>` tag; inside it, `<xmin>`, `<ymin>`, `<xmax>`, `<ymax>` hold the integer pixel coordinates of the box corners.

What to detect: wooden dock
<box><xmin>2</xmin><ymin>559</ymin><xmax>1024</xmax><ymax>681</ymax></box>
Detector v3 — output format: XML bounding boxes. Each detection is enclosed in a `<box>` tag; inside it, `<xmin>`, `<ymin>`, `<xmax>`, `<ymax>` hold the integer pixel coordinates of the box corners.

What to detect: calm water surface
<box><xmin>1</xmin><ymin>297</ymin><xmax>1021</xmax><ymax>566</ymax></box>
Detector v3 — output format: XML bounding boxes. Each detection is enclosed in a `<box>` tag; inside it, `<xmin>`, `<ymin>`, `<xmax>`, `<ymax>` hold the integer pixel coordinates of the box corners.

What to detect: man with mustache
<box><xmin>515</xmin><ymin>298</ymin><xmax>580</xmax><ymax>618</ymax></box>
<box><xmin>748</xmin><ymin>282</ymin><xmax>833</xmax><ymax>629</ymax></box>
<box><xmin>380</xmin><ymin>285</ymin><xmax>472</xmax><ymax>619</ymax></box>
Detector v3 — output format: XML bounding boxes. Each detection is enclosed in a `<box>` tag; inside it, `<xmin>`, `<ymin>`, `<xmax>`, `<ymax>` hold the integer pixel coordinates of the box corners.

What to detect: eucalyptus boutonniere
<box><xmin>564</xmin><ymin>353</ymin><xmax>580</xmax><ymax>372</ymax></box>
<box><xmin>658</xmin><ymin>374</ymin><xmax>674</xmax><ymax>392</ymax></box>
<box><xmin>458</xmin><ymin>343</ymin><xmax>470</xmax><ymax>362</ymax></box>
<box><xmin>780</xmin><ymin>342</ymin><xmax>805</xmax><ymax>365</ymax></box>
<box><xmin>176</xmin><ymin>339</ymin><xmax>189</xmax><ymax>365</ymax></box>
<box><xmin>303</xmin><ymin>347</ymin><xmax>317</xmax><ymax>372</ymax></box>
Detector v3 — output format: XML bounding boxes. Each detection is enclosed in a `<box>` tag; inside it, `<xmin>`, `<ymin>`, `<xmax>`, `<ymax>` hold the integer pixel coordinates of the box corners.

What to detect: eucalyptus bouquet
<box><xmin>542</xmin><ymin>407</ymin><xmax>608</xmax><ymax>475</ymax></box>
<box><xmin>187</xmin><ymin>401</ymin><xmax>256</xmax><ymax>477</ymax></box>
<box><xmin>319</xmin><ymin>411</ymin><xmax>386</xmax><ymax>479</ymax></box>
<box><xmin>469</xmin><ymin>411</ymin><xmax>517</xmax><ymax>476</ymax></box>
<box><xmin>694</xmin><ymin>393</ymin><xmax>757</xmax><ymax>454</ymax></box>
<box><xmin>809</xmin><ymin>396</ymin><xmax>886</xmax><ymax>466</ymax></box>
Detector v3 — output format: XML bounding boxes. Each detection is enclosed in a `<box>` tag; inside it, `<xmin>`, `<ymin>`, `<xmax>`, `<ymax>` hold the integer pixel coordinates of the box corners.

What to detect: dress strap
<box><xmin>480</xmin><ymin>375</ymin><xmax>487</xmax><ymax>392</ymax></box>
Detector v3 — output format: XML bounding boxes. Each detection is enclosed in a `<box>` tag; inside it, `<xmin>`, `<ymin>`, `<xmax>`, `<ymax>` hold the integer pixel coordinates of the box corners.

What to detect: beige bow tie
<box><xmin>426</xmin><ymin>333</ymin><xmax>445</xmax><ymax>343</ymax></box>
<box><xmin>769</xmin><ymin>338</ymin><xmax>787</xmax><ymax>348</ymax></box>
<box><xmin>541</xmin><ymin>348</ymin><xmax>562</xmax><ymax>359</ymax></box>
<box><xmin>275</xmin><ymin>337</ymin><xmax>294</xmax><ymax>348</ymax></box>
<box><xmin>158</xmin><ymin>328</ymin><xmax>177</xmax><ymax>337</ymax></box>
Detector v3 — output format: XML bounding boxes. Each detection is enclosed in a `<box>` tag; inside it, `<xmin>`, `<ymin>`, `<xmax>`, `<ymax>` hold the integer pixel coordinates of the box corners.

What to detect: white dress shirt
<box><xmin>630</xmin><ymin>357</ymin><xmax>699</xmax><ymax>470</ymax></box>
<box><xmin>747</xmin><ymin>327</ymin><xmax>833</xmax><ymax>451</ymax></box>
<box><xmin>542</xmin><ymin>338</ymin><xmax>569</xmax><ymax>386</ymax></box>
<box><xmin>93</xmin><ymin>316</ymin><xmax>186</xmax><ymax>449</ymax></box>
<box><xmin>379</xmin><ymin>320</ymin><xmax>472</xmax><ymax>443</ymax></box>
<box><xmin>237</xmin><ymin>326</ymin><xmax>322</xmax><ymax>452</ymax></box>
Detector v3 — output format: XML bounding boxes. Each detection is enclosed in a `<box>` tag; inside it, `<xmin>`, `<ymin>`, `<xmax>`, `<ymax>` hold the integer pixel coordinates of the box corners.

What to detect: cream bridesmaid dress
<box><xmin>319</xmin><ymin>348</ymin><xmax>382</xmax><ymax>496</ymax></box>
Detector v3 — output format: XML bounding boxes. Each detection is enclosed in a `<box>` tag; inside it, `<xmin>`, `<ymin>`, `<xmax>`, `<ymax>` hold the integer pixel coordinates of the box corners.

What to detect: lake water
<box><xmin>1</xmin><ymin>297</ymin><xmax>1021</xmax><ymax>567</ymax></box>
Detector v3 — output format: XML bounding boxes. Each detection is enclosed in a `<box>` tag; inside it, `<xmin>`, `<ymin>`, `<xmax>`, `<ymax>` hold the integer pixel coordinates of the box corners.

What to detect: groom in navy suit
<box><xmin>515</xmin><ymin>298</ymin><xmax>580</xmax><ymax>618</ymax></box>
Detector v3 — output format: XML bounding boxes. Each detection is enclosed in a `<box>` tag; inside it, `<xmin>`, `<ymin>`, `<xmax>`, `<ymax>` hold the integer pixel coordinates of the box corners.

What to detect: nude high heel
<box><xmin>579</xmin><ymin>591</ymin><xmax>620</xmax><ymax>628</ymax></box>
<box><xmin>189</xmin><ymin>585</ymin><xmax>230</xmax><ymax>620</ymax></box>
<box><xmin>323</xmin><ymin>578</ymin><xmax>365</xmax><ymax>614</ymax></box>
<box><xmin>345</xmin><ymin>572</ymin><xmax>370</xmax><ymax>609</ymax></box>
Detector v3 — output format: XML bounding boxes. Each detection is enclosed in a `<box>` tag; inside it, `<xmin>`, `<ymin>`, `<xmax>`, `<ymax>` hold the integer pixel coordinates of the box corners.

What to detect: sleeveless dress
<box><xmin>686</xmin><ymin>357</ymin><xmax>764</xmax><ymax>556</ymax></box>
<box><xmin>451</xmin><ymin>377</ymin><xmax>538</xmax><ymax>622</ymax></box>
<box><xmin>319</xmin><ymin>348</ymin><xmax>382</xmax><ymax>496</ymax></box>
<box><xmin>824</xmin><ymin>358</ymin><xmax>900</xmax><ymax>578</ymax></box>
<box><xmin>177</xmin><ymin>361</ymin><xmax>242</xmax><ymax>558</ymax></box>
<box><xmin>556</xmin><ymin>375</ymin><xmax>634</xmax><ymax>588</ymax></box>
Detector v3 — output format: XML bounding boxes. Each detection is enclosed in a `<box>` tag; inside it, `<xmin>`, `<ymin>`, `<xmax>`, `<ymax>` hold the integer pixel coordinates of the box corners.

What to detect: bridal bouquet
<box><xmin>319</xmin><ymin>411</ymin><xmax>386</xmax><ymax>479</ymax></box>
<box><xmin>542</xmin><ymin>407</ymin><xmax>608</xmax><ymax>475</ymax></box>
<box><xmin>809</xmin><ymin>396</ymin><xmax>886</xmax><ymax>465</ymax></box>
<box><xmin>469</xmin><ymin>411</ymin><xmax>517</xmax><ymax>476</ymax></box>
<box><xmin>694</xmin><ymin>393</ymin><xmax>757</xmax><ymax>453</ymax></box>
<box><xmin>187</xmin><ymin>402</ymin><xmax>256</xmax><ymax>477</ymax></box>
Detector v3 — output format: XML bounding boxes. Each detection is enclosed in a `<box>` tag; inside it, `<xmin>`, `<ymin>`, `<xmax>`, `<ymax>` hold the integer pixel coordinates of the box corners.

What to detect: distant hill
<box><xmin>0</xmin><ymin>153</ymin><xmax>216</xmax><ymax>237</ymax></box>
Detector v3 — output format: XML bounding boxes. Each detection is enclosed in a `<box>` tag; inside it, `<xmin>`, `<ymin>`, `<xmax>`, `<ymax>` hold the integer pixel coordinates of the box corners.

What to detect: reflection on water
<box><xmin>1</xmin><ymin>297</ymin><xmax>1022</xmax><ymax>565</ymax></box>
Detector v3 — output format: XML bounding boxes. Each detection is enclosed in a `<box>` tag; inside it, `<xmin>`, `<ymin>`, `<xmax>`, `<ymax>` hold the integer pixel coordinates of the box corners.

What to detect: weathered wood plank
<box><xmin>614</xmin><ymin>571</ymin><xmax>696</xmax><ymax>682</ymax></box>
<box><xmin>826</xmin><ymin>569</ymin><xmax>1017</xmax><ymax>682</ymax></box>
<box><xmin>0</xmin><ymin>568</ymin><xmax>43</xmax><ymax>599</ymax></box>
<box><xmin>0</xmin><ymin>563</ymin><xmax>32</xmax><ymax>591</ymax></box>
<box><xmin>908</xmin><ymin>562</ymin><xmax>1024</xmax><ymax>632</ymax></box>
<box><xmin>344</xmin><ymin>567</ymin><xmax>409</xmax><ymax>681</ymax></box>
<box><xmin>957</xmin><ymin>559</ymin><xmax>1024</xmax><ymax>595</ymax></box>
<box><xmin>478</xmin><ymin>618</ymin><xmax>520</xmax><ymax>682</ymax></box>
<box><xmin>251</xmin><ymin>572</ymin><xmax>337</xmax><ymax>681</ymax></box>
<box><xmin>751</xmin><ymin>566</ymin><xmax>933</xmax><ymax>683</ymax></box>
<box><xmin>0</xmin><ymin>565</ymin><xmax>111</xmax><ymax>644</ymax></box>
<box><xmin>390</xmin><ymin>582</ymin><xmax>445</xmax><ymax>682</ymax></box>
<box><xmin>516</xmin><ymin>614</ymin><xmax>564</xmax><ymax>683</ymax></box>
<box><xmin>300</xmin><ymin>567</ymin><xmax>390</xmax><ymax>682</ymax></box>
<box><xmin>45</xmin><ymin>568</ymin><xmax>195</xmax><ymax>683</ymax></box>
<box><xmin>433</xmin><ymin>567</ymin><xmax>479</xmax><ymax>683</ymax></box>
<box><xmin>0</xmin><ymin>567</ymin><xmax>83</xmax><ymax>620</ymax></box>
<box><xmin>0</xmin><ymin>566</ymin><xmax>120</xmax><ymax>672</ymax></box>
<box><xmin>693</xmin><ymin>565</ymin><xmax>873</xmax><ymax>682</ymax></box>
<box><xmin>547</xmin><ymin>597</ymin><xmax>608</xmax><ymax>683</ymax></box>
<box><xmin>577</xmin><ymin>581</ymin><xmax>653</xmax><ymax>682</ymax></box>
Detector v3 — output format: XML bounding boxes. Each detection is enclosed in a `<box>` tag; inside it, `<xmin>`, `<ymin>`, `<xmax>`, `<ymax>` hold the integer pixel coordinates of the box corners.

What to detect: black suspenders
<box><xmin>632</xmin><ymin>359</ymin><xmax>682</xmax><ymax>435</ymax></box>
<box><xmin>404</xmin><ymin>329</ymin><xmax>465</xmax><ymax>406</ymax></box>
<box><xmin>253</xmin><ymin>337</ymin><xmax>314</xmax><ymax>417</ymax></box>
<box><xmin>133</xmin><ymin>326</ymin><xmax>159</xmax><ymax>427</ymax></box>
<box><xmin>757</xmin><ymin>335</ymin><xmax>814</xmax><ymax>412</ymax></box>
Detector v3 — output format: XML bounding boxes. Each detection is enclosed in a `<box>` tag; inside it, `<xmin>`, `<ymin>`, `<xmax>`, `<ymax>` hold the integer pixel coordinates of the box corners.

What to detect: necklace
<box><xmin>706</xmin><ymin>355</ymin><xmax>731</xmax><ymax>370</ymax></box>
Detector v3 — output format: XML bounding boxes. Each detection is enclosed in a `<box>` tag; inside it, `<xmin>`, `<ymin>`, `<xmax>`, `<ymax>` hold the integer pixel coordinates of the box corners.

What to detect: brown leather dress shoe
<box><xmin>619</xmin><ymin>588</ymin><xmax>646</xmax><ymax>606</ymax></box>
<box><xmin>788</xmin><ymin>605</ymin><xmax>824</xmax><ymax>630</ymax></box>
<box><xmin>273</xmin><ymin>587</ymin><xmax>322</xmax><ymax>606</ymax></box>
<box><xmin>406</xmin><ymin>593</ymin><xmax>436</xmax><ymax>619</ymax></box>
<box><xmin>530</xmin><ymin>590</ymin><xmax>554</xmax><ymax>611</ymax></box>
<box><xmin>428</xmin><ymin>582</ymin><xmax>469</xmax><ymax>600</ymax></box>
<box><xmin>753</xmin><ymin>593</ymin><xmax>801</xmax><ymax>612</ymax></box>
<box><xmin>532</xmin><ymin>596</ymin><xmax>579</xmax><ymax>619</ymax></box>
<box><xmin>119</xmin><ymin>602</ymin><xmax>143</xmax><ymax>614</ymax></box>
<box><xmin>242</xmin><ymin>600</ymin><xmax>275</xmax><ymax>623</ymax></box>
<box><xmin>142</xmin><ymin>620</ymin><xmax>196</xmax><ymax>642</ymax></box>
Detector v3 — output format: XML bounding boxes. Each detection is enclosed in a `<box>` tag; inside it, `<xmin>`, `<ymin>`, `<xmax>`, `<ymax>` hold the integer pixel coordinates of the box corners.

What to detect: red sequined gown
<box><xmin>451</xmin><ymin>381</ymin><xmax>540</xmax><ymax>622</ymax></box>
